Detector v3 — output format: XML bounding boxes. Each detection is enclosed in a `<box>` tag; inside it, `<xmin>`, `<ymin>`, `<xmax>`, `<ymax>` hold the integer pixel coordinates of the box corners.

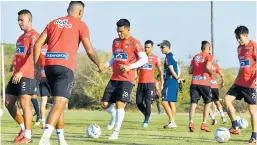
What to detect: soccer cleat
<box><xmin>14</xmin><ymin>130</ymin><xmax>24</xmax><ymax>142</ymax></box>
<box><xmin>141</xmin><ymin>122</ymin><xmax>148</xmax><ymax>128</ymax></box>
<box><xmin>164</xmin><ymin>122</ymin><xmax>177</xmax><ymax>129</ymax></box>
<box><xmin>58</xmin><ymin>139</ymin><xmax>68</xmax><ymax>145</ymax></box>
<box><xmin>159</xmin><ymin>112</ymin><xmax>164</xmax><ymax>115</ymax></box>
<box><xmin>229</xmin><ymin>127</ymin><xmax>240</xmax><ymax>135</ymax></box>
<box><xmin>200</xmin><ymin>123</ymin><xmax>211</xmax><ymax>132</ymax></box>
<box><xmin>212</xmin><ymin>119</ymin><xmax>217</xmax><ymax>125</ymax></box>
<box><xmin>189</xmin><ymin>122</ymin><xmax>195</xmax><ymax>132</ymax></box>
<box><xmin>14</xmin><ymin>137</ymin><xmax>32</xmax><ymax>144</ymax></box>
<box><xmin>38</xmin><ymin>136</ymin><xmax>51</xmax><ymax>145</ymax></box>
<box><xmin>108</xmin><ymin>130</ymin><xmax>119</xmax><ymax>140</ymax></box>
<box><xmin>248</xmin><ymin>137</ymin><xmax>257</xmax><ymax>144</ymax></box>
<box><xmin>107</xmin><ymin>117</ymin><xmax>115</xmax><ymax>130</ymax></box>
<box><xmin>35</xmin><ymin>118</ymin><xmax>41</xmax><ymax>126</ymax></box>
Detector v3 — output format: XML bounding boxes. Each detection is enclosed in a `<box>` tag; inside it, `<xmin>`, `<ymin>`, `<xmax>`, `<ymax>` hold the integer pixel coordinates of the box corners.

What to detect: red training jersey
<box><xmin>138</xmin><ymin>54</ymin><xmax>161</xmax><ymax>83</ymax></box>
<box><xmin>210</xmin><ymin>63</ymin><xmax>220</xmax><ymax>88</ymax></box>
<box><xmin>236</xmin><ymin>41</ymin><xmax>256</xmax><ymax>88</ymax></box>
<box><xmin>13</xmin><ymin>29</ymin><xmax>39</xmax><ymax>79</ymax></box>
<box><xmin>39</xmin><ymin>45</ymin><xmax>48</xmax><ymax>77</ymax></box>
<box><xmin>190</xmin><ymin>52</ymin><xmax>213</xmax><ymax>86</ymax></box>
<box><xmin>43</xmin><ymin>16</ymin><xmax>90</xmax><ymax>71</ymax></box>
<box><xmin>111</xmin><ymin>36</ymin><xmax>144</xmax><ymax>84</ymax></box>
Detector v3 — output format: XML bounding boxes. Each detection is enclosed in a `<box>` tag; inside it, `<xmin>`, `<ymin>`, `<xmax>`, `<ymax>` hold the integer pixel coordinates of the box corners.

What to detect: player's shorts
<box><xmin>211</xmin><ymin>88</ymin><xmax>219</xmax><ymax>102</ymax></box>
<box><xmin>6</xmin><ymin>77</ymin><xmax>37</xmax><ymax>96</ymax></box>
<box><xmin>34</xmin><ymin>81</ymin><xmax>40</xmax><ymax>96</ymax></box>
<box><xmin>226</xmin><ymin>84</ymin><xmax>256</xmax><ymax>105</ymax></box>
<box><xmin>39</xmin><ymin>77</ymin><xmax>51</xmax><ymax>97</ymax></box>
<box><xmin>45</xmin><ymin>65</ymin><xmax>74</xmax><ymax>99</ymax></box>
<box><xmin>162</xmin><ymin>78</ymin><xmax>178</xmax><ymax>102</ymax></box>
<box><xmin>136</xmin><ymin>83</ymin><xmax>155</xmax><ymax>104</ymax></box>
<box><xmin>190</xmin><ymin>84</ymin><xmax>212</xmax><ymax>104</ymax></box>
<box><xmin>102</xmin><ymin>80</ymin><xmax>134</xmax><ymax>103</ymax></box>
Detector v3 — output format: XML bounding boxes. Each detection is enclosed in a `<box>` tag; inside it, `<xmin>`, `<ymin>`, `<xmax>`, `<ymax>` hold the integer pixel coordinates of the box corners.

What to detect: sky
<box><xmin>0</xmin><ymin>1</ymin><xmax>256</xmax><ymax>68</ymax></box>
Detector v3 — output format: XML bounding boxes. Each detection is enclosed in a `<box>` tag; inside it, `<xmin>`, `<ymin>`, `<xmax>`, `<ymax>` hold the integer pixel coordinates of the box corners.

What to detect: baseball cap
<box><xmin>157</xmin><ymin>40</ymin><xmax>171</xmax><ymax>48</ymax></box>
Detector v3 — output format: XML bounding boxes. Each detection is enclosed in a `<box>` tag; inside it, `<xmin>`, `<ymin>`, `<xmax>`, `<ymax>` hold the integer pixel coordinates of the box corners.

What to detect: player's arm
<box><xmin>34</xmin><ymin>30</ymin><xmax>47</xmax><ymax>66</ymax></box>
<box><xmin>217</xmin><ymin>68</ymin><xmax>225</xmax><ymax>87</ymax></box>
<box><xmin>167</xmin><ymin>55</ymin><xmax>181</xmax><ymax>82</ymax></box>
<box><xmin>81</xmin><ymin>38</ymin><xmax>101</xmax><ymax>67</ymax></box>
<box><xmin>189</xmin><ymin>60</ymin><xmax>193</xmax><ymax>74</ymax></box>
<box><xmin>156</xmin><ymin>58</ymin><xmax>164</xmax><ymax>90</ymax></box>
<box><xmin>129</xmin><ymin>52</ymin><xmax>148</xmax><ymax>69</ymax></box>
<box><xmin>177</xmin><ymin>63</ymin><xmax>181</xmax><ymax>78</ymax></box>
<box><xmin>104</xmin><ymin>57</ymin><xmax>114</xmax><ymax>67</ymax></box>
<box><xmin>206</xmin><ymin>56</ymin><xmax>213</xmax><ymax>75</ymax></box>
<box><xmin>155</xmin><ymin>81</ymin><xmax>160</xmax><ymax>95</ymax></box>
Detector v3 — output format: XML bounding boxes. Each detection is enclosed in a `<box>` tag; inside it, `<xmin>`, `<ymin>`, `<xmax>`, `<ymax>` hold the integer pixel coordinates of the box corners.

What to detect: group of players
<box><xmin>4</xmin><ymin>1</ymin><xmax>256</xmax><ymax>145</ymax></box>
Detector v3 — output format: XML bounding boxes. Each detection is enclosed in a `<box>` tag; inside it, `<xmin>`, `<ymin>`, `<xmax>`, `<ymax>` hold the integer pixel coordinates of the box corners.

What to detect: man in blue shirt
<box><xmin>158</xmin><ymin>40</ymin><xmax>182</xmax><ymax>128</ymax></box>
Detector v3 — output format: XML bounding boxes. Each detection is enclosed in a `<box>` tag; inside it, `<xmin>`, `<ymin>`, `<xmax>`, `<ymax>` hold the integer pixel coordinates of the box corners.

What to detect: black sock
<box><xmin>252</xmin><ymin>132</ymin><xmax>257</xmax><ymax>139</ymax></box>
<box><xmin>232</xmin><ymin>120</ymin><xmax>239</xmax><ymax>129</ymax></box>
<box><xmin>31</xmin><ymin>98</ymin><xmax>41</xmax><ymax>119</ymax></box>
<box><xmin>144</xmin><ymin>97</ymin><xmax>152</xmax><ymax>122</ymax></box>
<box><xmin>137</xmin><ymin>103</ymin><xmax>146</xmax><ymax>116</ymax></box>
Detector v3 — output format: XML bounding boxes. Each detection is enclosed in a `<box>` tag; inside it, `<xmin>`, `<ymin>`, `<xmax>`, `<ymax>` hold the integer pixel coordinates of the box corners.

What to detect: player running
<box><xmin>136</xmin><ymin>40</ymin><xmax>163</xmax><ymax>128</ymax></box>
<box><xmin>103</xmin><ymin>18</ymin><xmax>148</xmax><ymax>139</ymax></box>
<box><xmin>34</xmin><ymin>2</ymin><xmax>104</xmax><ymax>145</ymax></box>
<box><xmin>5</xmin><ymin>9</ymin><xmax>39</xmax><ymax>144</ymax></box>
<box><xmin>224</xmin><ymin>26</ymin><xmax>256</xmax><ymax>144</ymax></box>
<box><xmin>189</xmin><ymin>40</ymin><xmax>213</xmax><ymax>132</ymax></box>
<box><xmin>208</xmin><ymin>61</ymin><xmax>227</xmax><ymax>125</ymax></box>
<box><xmin>159</xmin><ymin>40</ymin><xmax>181</xmax><ymax>129</ymax></box>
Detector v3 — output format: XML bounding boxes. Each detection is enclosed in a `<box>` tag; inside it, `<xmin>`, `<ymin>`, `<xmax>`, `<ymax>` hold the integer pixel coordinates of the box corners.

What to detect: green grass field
<box><xmin>0</xmin><ymin>110</ymin><xmax>252</xmax><ymax>145</ymax></box>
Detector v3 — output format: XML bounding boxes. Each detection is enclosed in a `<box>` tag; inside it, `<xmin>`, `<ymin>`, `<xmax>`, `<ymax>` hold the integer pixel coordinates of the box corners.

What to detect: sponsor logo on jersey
<box><xmin>54</xmin><ymin>19</ymin><xmax>72</xmax><ymax>28</ymax></box>
<box><xmin>46</xmin><ymin>52</ymin><xmax>69</xmax><ymax>60</ymax></box>
<box><xmin>16</xmin><ymin>46</ymin><xmax>25</xmax><ymax>55</ymax></box>
<box><xmin>240</xmin><ymin>60</ymin><xmax>250</xmax><ymax>68</ymax></box>
<box><xmin>113</xmin><ymin>53</ymin><xmax>128</xmax><ymax>61</ymax></box>
<box><xmin>139</xmin><ymin>63</ymin><xmax>153</xmax><ymax>70</ymax></box>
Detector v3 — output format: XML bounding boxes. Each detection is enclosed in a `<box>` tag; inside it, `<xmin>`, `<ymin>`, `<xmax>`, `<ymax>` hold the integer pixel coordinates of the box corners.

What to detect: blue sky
<box><xmin>1</xmin><ymin>1</ymin><xmax>256</xmax><ymax>68</ymax></box>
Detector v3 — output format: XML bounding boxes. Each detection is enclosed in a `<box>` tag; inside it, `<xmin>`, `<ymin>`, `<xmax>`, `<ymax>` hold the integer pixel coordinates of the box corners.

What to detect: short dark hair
<box><xmin>145</xmin><ymin>40</ymin><xmax>154</xmax><ymax>46</ymax></box>
<box><xmin>235</xmin><ymin>26</ymin><xmax>249</xmax><ymax>37</ymax></box>
<box><xmin>18</xmin><ymin>9</ymin><xmax>32</xmax><ymax>20</ymax></box>
<box><xmin>68</xmin><ymin>1</ymin><xmax>85</xmax><ymax>10</ymax></box>
<box><xmin>201</xmin><ymin>40</ymin><xmax>209</xmax><ymax>51</ymax></box>
<box><xmin>116</xmin><ymin>19</ymin><xmax>130</xmax><ymax>28</ymax></box>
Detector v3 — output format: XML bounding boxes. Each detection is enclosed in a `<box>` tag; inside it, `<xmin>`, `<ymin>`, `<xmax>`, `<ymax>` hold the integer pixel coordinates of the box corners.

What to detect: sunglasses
<box><xmin>161</xmin><ymin>46</ymin><xmax>165</xmax><ymax>49</ymax></box>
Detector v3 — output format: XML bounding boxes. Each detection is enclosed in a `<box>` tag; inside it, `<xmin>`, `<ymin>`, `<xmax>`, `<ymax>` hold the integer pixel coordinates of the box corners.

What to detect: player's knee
<box><xmin>224</xmin><ymin>95</ymin><xmax>233</xmax><ymax>105</ymax></box>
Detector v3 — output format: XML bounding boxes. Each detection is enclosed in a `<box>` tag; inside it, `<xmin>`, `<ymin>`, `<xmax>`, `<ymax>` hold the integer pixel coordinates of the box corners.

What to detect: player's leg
<box><xmin>189</xmin><ymin>84</ymin><xmax>199</xmax><ymax>132</ymax></box>
<box><xmin>168</xmin><ymin>79</ymin><xmax>178</xmax><ymax>123</ymax></box>
<box><xmin>200</xmin><ymin>85</ymin><xmax>212</xmax><ymax>132</ymax></box>
<box><xmin>169</xmin><ymin>102</ymin><xmax>176</xmax><ymax>122</ymax></box>
<box><xmin>224</xmin><ymin>84</ymin><xmax>241</xmax><ymax>134</ymax></box>
<box><xmin>162</xmin><ymin>80</ymin><xmax>174</xmax><ymax>128</ymax></box>
<box><xmin>56</xmin><ymin>109</ymin><xmax>68</xmax><ymax>145</ymax></box>
<box><xmin>142</xmin><ymin>83</ymin><xmax>154</xmax><ymax>127</ymax></box>
<box><xmin>40</xmin><ymin>96</ymin><xmax>48</xmax><ymax>128</ymax></box>
<box><xmin>209</xmin><ymin>107</ymin><xmax>217</xmax><ymax>125</ymax></box>
<box><xmin>31</xmin><ymin>95</ymin><xmax>41</xmax><ymax>125</ymax></box>
<box><xmin>102</xmin><ymin>80</ymin><xmax>116</xmax><ymax>130</ymax></box>
<box><xmin>136</xmin><ymin>84</ymin><xmax>145</xmax><ymax>116</ymax></box>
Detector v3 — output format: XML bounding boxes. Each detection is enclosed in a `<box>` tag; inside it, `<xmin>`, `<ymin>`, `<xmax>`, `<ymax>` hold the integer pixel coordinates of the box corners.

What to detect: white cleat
<box><xmin>164</xmin><ymin>122</ymin><xmax>177</xmax><ymax>129</ymax></box>
<box><xmin>38</xmin><ymin>137</ymin><xmax>50</xmax><ymax>145</ymax></box>
<box><xmin>107</xmin><ymin>117</ymin><xmax>115</xmax><ymax>130</ymax></box>
<box><xmin>108</xmin><ymin>130</ymin><xmax>119</xmax><ymax>140</ymax></box>
<box><xmin>58</xmin><ymin>139</ymin><xmax>68</xmax><ymax>145</ymax></box>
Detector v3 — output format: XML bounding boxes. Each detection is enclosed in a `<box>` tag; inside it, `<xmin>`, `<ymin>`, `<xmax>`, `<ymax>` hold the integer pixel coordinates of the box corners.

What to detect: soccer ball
<box><xmin>238</xmin><ymin>118</ymin><xmax>248</xmax><ymax>129</ymax></box>
<box><xmin>85</xmin><ymin>124</ymin><xmax>101</xmax><ymax>138</ymax></box>
<box><xmin>215</xmin><ymin>127</ymin><xmax>230</xmax><ymax>143</ymax></box>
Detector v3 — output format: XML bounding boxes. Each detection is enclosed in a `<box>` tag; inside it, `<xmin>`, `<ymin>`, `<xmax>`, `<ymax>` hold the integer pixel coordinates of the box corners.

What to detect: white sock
<box><xmin>114</xmin><ymin>108</ymin><xmax>125</xmax><ymax>132</ymax></box>
<box><xmin>219</xmin><ymin>110</ymin><xmax>224</xmax><ymax>117</ymax></box>
<box><xmin>56</xmin><ymin>129</ymin><xmax>65</xmax><ymax>141</ymax></box>
<box><xmin>20</xmin><ymin>109</ymin><xmax>23</xmax><ymax>115</ymax></box>
<box><xmin>105</xmin><ymin>104</ymin><xmax>116</xmax><ymax>119</ymax></box>
<box><xmin>42</xmin><ymin>124</ymin><xmax>55</xmax><ymax>138</ymax></box>
<box><xmin>20</xmin><ymin>123</ymin><xmax>25</xmax><ymax>130</ymax></box>
<box><xmin>24</xmin><ymin>130</ymin><xmax>32</xmax><ymax>139</ymax></box>
<box><xmin>209</xmin><ymin>114</ymin><xmax>215</xmax><ymax>120</ymax></box>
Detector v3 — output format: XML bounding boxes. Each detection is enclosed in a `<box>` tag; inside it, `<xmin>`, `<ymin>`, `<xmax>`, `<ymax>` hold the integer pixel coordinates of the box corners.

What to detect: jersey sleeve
<box><xmin>155</xmin><ymin>56</ymin><xmax>161</xmax><ymax>67</ymax></box>
<box><xmin>79</xmin><ymin>22</ymin><xmax>90</xmax><ymax>40</ymax></box>
<box><xmin>167</xmin><ymin>54</ymin><xmax>176</xmax><ymax>67</ymax></box>
<box><xmin>206</xmin><ymin>55</ymin><xmax>213</xmax><ymax>63</ymax></box>
<box><xmin>252</xmin><ymin>42</ymin><xmax>256</xmax><ymax>60</ymax></box>
<box><xmin>133</xmin><ymin>40</ymin><xmax>144</xmax><ymax>53</ymax></box>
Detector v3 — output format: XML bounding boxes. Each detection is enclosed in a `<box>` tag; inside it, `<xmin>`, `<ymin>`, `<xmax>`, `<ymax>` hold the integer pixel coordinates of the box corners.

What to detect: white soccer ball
<box><xmin>238</xmin><ymin>118</ymin><xmax>248</xmax><ymax>129</ymax></box>
<box><xmin>85</xmin><ymin>124</ymin><xmax>101</xmax><ymax>138</ymax></box>
<box><xmin>215</xmin><ymin>127</ymin><xmax>230</xmax><ymax>143</ymax></box>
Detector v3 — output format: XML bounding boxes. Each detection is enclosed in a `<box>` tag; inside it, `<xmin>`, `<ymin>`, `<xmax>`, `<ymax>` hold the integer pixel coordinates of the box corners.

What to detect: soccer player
<box><xmin>208</xmin><ymin>61</ymin><xmax>227</xmax><ymax>125</ymax></box>
<box><xmin>136</xmin><ymin>40</ymin><xmax>163</xmax><ymax>128</ymax></box>
<box><xmin>158</xmin><ymin>40</ymin><xmax>181</xmax><ymax>128</ymax></box>
<box><xmin>103</xmin><ymin>18</ymin><xmax>148</xmax><ymax>139</ymax></box>
<box><xmin>38</xmin><ymin>44</ymin><xmax>51</xmax><ymax>129</ymax></box>
<box><xmin>5</xmin><ymin>9</ymin><xmax>39</xmax><ymax>143</ymax></box>
<box><xmin>224</xmin><ymin>26</ymin><xmax>256</xmax><ymax>144</ymax></box>
<box><xmin>34</xmin><ymin>2</ymin><xmax>104</xmax><ymax>145</ymax></box>
<box><xmin>189</xmin><ymin>40</ymin><xmax>213</xmax><ymax>132</ymax></box>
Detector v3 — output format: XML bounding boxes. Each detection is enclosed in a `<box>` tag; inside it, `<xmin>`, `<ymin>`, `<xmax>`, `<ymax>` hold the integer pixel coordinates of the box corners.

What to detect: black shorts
<box><xmin>102</xmin><ymin>80</ymin><xmax>134</xmax><ymax>103</ymax></box>
<box><xmin>136</xmin><ymin>83</ymin><xmax>155</xmax><ymax>104</ymax></box>
<box><xmin>226</xmin><ymin>84</ymin><xmax>256</xmax><ymax>105</ymax></box>
<box><xmin>39</xmin><ymin>77</ymin><xmax>51</xmax><ymax>97</ymax></box>
<box><xmin>211</xmin><ymin>88</ymin><xmax>219</xmax><ymax>102</ymax></box>
<box><xmin>6</xmin><ymin>77</ymin><xmax>37</xmax><ymax>96</ymax></box>
<box><xmin>190</xmin><ymin>84</ymin><xmax>212</xmax><ymax>104</ymax></box>
<box><xmin>45</xmin><ymin>65</ymin><xmax>74</xmax><ymax>99</ymax></box>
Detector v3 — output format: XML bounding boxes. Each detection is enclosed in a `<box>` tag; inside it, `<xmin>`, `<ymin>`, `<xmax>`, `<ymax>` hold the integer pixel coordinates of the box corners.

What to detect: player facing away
<box><xmin>188</xmin><ymin>41</ymin><xmax>213</xmax><ymax>132</ymax></box>
<box><xmin>38</xmin><ymin>44</ymin><xmax>52</xmax><ymax>129</ymax></box>
<box><xmin>103</xmin><ymin>18</ymin><xmax>148</xmax><ymax>139</ymax></box>
<box><xmin>224</xmin><ymin>26</ymin><xmax>256</xmax><ymax>144</ymax></box>
<box><xmin>34</xmin><ymin>2</ymin><xmax>105</xmax><ymax>145</ymax></box>
<box><xmin>208</xmin><ymin>61</ymin><xmax>227</xmax><ymax>125</ymax></box>
<box><xmin>136</xmin><ymin>40</ymin><xmax>163</xmax><ymax>128</ymax></box>
<box><xmin>5</xmin><ymin>9</ymin><xmax>39</xmax><ymax>144</ymax></box>
<box><xmin>159</xmin><ymin>40</ymin><xmax>182</xmax><ymax>129</ymax></box>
